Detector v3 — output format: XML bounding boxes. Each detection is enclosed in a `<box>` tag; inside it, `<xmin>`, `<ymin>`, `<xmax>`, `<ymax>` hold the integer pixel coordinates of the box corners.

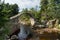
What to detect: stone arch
<box><xmin>8</xmin><ymin>13</ymin><xmax>35</xmax><ymax>37</ymax></box>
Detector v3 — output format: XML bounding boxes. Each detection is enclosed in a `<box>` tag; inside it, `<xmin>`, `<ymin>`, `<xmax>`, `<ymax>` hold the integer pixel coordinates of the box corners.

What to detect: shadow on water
<box><xmin>8</xmin><ymin>29</ymin><xmax>60</xmax><ymax>40</ymax></box>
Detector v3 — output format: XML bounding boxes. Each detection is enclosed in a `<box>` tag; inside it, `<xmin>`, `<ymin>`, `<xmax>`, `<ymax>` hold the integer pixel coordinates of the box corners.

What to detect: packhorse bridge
<box><xmin>6</xmin><ymin>12</ymin><xmax>36</xmax><ymax>40</ymax></box>
<box><xmin>6</xmin><ymin>13</ymin><xmax>60</xmax><ymax>40</ymax></box>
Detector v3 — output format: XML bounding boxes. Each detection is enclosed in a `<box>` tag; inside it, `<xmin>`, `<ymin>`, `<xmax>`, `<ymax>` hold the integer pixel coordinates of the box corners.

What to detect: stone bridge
<box><xmin>6</xmin><ymin>13</ymin><xmax>35</xmax><ymax>36</ymax></box>
<box><xmin>5</xmin><ymin>13</ymin><xmax>60</xmax><ymax>40</ymax></box>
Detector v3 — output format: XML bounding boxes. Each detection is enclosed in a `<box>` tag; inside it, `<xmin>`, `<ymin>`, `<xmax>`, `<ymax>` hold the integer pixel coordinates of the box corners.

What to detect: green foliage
<box><xmin>0</xmin><ymin>1</ymin><xmax>19</xmax><ymax>27</ymax></box>
<box><xmin>0</xmin><ymin>0</ymin><xmax>19</xmax><ymax>40</ymax></box>
<box><xmin>40</xmin><ymin>0</ymin><xmax>60</xmax><ymax>22</ymax></box>
<box><xmin>30</xmin><ymin>8</ymin><xmax>41</xmax><ymax>22</ymax></box>
<box><xmin>21</xmin><ymin>8</ymin><xmax>41</xmax><ymax>22</ymax></box>
<box><xmin>20</xmin><ymin>8</ymin><xmax>30</xmax><ymax>21</ymax></box>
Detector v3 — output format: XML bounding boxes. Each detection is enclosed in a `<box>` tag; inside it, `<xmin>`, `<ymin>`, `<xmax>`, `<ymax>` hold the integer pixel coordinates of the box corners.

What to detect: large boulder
<box><xmin>10</xmin><ymin>35</ymin><xmax>18</xmax><ymax>40</ymax></box>
<box><xmin>46</xmin><ymin>19</ymin><xmax>58</xmax><ymax>28</ymax></box>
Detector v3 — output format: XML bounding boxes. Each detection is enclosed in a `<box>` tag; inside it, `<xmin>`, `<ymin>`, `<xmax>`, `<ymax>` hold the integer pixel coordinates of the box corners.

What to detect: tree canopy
<box><xmin>40</xmin><ymin>0</ymin><xmax>60</xmax><ymax>21</ymax></box>
<box><xmin>0</xmin><ymin>0</ymin><xmax>19</xmax><ymax>40</ymax></box>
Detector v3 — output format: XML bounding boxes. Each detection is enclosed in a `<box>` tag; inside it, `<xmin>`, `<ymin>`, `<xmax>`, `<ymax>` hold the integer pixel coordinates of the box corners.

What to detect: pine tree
<box><xmin>40</xmin><ymin>0</ymin><xmax>60</xmax><ymax>21</ymax></box>
<box><xmin>40</xmin><ymin>0</ymin><xmax>48</xmax><ymax>22</ymax></box>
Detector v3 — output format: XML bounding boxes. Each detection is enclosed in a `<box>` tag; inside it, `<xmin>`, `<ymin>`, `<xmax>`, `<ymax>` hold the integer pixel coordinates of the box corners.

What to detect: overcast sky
<box><xmin>2</xmin><ymin>0</ymin><xmax>40</xmax><ymax>11</ymax></box>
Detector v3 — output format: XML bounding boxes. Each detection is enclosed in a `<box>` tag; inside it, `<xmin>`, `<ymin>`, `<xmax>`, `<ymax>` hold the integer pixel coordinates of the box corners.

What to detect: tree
<box><xmin>10</xmin><ymin>4</ymin><xmax>19</xmax><ymax>16</ymax></box>
<box><xmin>40</xmin><ymin>0</ymin><xmax>49</xmax><ymax>24</ymax></box>
<box><xmin>40</xmin><ymin>0</ymin><xmax>60</xmax><ymax>21</ymax></box>
<box><xmin>30</xmin><ymin>8</ymin><xmax>40</xmax><ymax>22</ymax></box>
<box><xmin>0</xmin><ymin>0</ymin><xmax>19</xmax><ymax>40</ymax></box>
<box><xmin>46</xmin><ymin>0</ymin><xmax>60</xmax><ymax>21</ymax></box>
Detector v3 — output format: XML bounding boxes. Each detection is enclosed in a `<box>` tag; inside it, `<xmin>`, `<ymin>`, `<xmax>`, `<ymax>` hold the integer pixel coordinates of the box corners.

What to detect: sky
<box><xmin>2</xmin><ymin>0</ymin><xmax>40</xmax><ymax>12</ymax></box>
